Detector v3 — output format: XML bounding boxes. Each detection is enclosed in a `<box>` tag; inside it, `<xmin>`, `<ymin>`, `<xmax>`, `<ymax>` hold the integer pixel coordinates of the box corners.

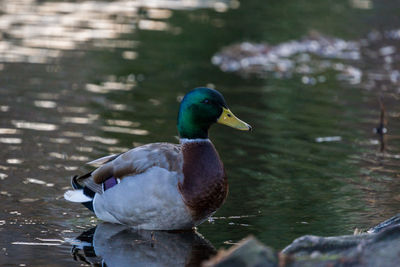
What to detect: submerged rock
<box><xmin>203</xmin><ymin>236</ymin><xmax>278</xmax><ymax>267</ymax></box>
<box><xmin>283</xmin><ymin>225</ymin><xmax>400</xmax><ymax>267</ymax></box>
<box><xmin>205</xmin><ymin>215</ymin><xmax>400</xmax><ymax>267</ymax></box>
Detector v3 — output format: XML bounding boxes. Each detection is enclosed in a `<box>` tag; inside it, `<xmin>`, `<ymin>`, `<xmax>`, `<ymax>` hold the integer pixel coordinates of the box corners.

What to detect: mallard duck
<box><xmin>64</xmin><ymin>87</ymin><xmax>251</xmax><ymax>230</ymax></box>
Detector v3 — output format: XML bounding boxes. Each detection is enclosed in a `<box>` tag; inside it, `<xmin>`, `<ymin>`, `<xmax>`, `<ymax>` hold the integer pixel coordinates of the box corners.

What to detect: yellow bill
<box><xmin>217</xmin><ymin>107</ymin><xmax>252</xmax><ymax>131</ymax></box>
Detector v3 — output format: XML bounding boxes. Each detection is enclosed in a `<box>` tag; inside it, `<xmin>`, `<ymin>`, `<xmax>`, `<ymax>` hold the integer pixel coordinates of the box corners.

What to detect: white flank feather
<box><xmin>64</xmin><ymin>190</ymin><xmax>93</xmax><ymax>203</ymax></box>
<box><xmin>93</xmin><ymin>167</ymin><xmax>193</xmax><ymax>229</ymax></box>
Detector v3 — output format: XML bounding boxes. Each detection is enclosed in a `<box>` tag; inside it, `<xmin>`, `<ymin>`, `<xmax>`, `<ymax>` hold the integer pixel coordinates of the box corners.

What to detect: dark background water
<box><xmin>1</xmin><ymin>0</ymin><xmax>400</xmax><ymax>266</ymax></box>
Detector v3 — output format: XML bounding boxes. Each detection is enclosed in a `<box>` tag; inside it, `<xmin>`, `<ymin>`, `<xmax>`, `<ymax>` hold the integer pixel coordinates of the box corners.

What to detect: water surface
<box><xmin>1</xmin><ymin>0</ymin><xmax>400</xmax><ymax>266</ymax></box>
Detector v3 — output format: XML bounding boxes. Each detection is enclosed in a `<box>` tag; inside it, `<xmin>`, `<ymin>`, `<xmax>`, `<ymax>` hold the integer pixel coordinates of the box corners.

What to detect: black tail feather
<box><xmin>71</xmin><ymin>172</ymin><xmax>92</xmax><ymax>189</ymax></box>
<box><xmin>71</xmin><ymin>175</ymin><xmax>83</xmax><ymax>189</ymax></box>
<box><xmin>70</xmin><ymin>173</ymin><xmax>95</xmax><ymax>212</ymax></box>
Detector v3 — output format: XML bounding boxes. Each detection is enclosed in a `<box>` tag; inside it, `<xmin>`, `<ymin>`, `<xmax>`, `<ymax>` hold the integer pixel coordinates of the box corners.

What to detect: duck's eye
<box><xmin>202</xmin><ymin>99</ymin><xmax>210</xmax><ymax>104</ymax></box>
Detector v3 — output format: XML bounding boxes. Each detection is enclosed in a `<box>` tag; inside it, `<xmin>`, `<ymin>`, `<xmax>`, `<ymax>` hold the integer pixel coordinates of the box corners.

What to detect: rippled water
<box><xmin>1</xmin><ymin>0</ymin><xmax>400</xmax><ymax>266</ymax></box>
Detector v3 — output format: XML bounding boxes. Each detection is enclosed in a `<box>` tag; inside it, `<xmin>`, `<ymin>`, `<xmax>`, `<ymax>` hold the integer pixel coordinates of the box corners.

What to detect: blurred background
<box><xmin>1</xmin><ymin>0</ymin><xmax>400</xmax><ymax>266</ymax></box>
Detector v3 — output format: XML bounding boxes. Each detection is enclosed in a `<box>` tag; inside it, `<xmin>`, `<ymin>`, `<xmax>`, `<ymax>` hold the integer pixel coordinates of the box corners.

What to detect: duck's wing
<box><xmin>75</xmin><ymin>142</ymin><xmax>183</xmax><ymax>194</ymax></box>
<box><xmin>87</xmin><ymin>154</ymin><xmax>121</xmax><ymax>167</ymax></box>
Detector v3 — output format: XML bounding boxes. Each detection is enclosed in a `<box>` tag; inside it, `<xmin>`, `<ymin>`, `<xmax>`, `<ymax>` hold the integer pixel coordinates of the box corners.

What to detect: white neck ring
<box><xmin>179</xmin><ymin>138</ymin><xmax>210</xmax><ymax>144</ymax></box>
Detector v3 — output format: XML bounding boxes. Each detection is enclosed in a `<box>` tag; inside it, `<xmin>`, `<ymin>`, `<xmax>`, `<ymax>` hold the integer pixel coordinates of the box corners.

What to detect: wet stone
<box><xmin>205</xmin><ymin>215</ymin><xmax>400</xmax><ymax>267</ymax></box>
<box><xmin>203</xmin><ymin>236</ymin><xmax>278</xmax><ymax>267</ymax></box>
<box><xmin>282</xmin><ymin>225</ymin><xmax>400</xmax><ymax>267</ymax></box>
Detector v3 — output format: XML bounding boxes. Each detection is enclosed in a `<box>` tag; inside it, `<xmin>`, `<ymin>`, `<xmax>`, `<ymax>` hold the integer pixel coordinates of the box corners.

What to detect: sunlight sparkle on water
<box><xmin>106</xmin><ymin>119</ymin><xmax>140</xmax><ymax>127</ymax></box>
<box><xmin>0</xmin><ymin>106</ymin><xmax>10</xmax><ymax>112</ymax></box>
<box><xmin>49</xmin><ymin>138</ymin><xmax>71</xmax><ymax>144</ymax></box>
<box><xmin>48</xmin><ymin>153</ymin><xmax>88</xmax><ymax>162</ymax></box>
<box><xmin>11</xmin><ymin>120</ymin><xmax>58</xmax><ymax>131</ymax></box>
<box><xmin>34</xmin><ymin>100</ymin><xmax>57</xmax><ymax>109</ymax></box>
<box><xmin>101</xmin><ymin>126</ymin><xmax>149</xmax><ymax>136</ymax></box>
<box><xmin>84</xmin><ymin>136</ymin><xmax>119</xmax><ymax>145</ymax></box>
<box><xmin>0</xmin><ymin>138</ymin><xmax>22</xmax><ymax>144</ymax></box>
<box><xmin>24</xmin><ymin>178</ymin><xmax>54</xmax><ymax>187</ymax></box>
<box><xmin>12</xmin><ymin>242</ymin><xmax>61</xmax><ymax>246</ymax></box>
<box><xmin>62</xmin><ymin>116</ymin><xmax>98</xmax><ymax>124</ymax></box>
<box><xmin>0</xmin><ymin>128</ymin><xmax>21</xmax><ymax>134</ymax></box>
<box><xmin>6</xmin><ymin>159</ymin><xmax>23</xmax><ymax>164</ymax></box>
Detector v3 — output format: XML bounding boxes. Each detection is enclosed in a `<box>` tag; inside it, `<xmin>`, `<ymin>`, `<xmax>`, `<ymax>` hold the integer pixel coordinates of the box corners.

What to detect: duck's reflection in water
<box><xmin>71</xmin><ymin>223</ymin><xmax>216</xmax><ymax>267</ymax></box>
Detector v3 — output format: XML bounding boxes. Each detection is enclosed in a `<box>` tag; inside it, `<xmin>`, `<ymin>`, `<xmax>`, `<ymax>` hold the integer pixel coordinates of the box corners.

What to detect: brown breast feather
<box><xmin>178</xmin><ymin>141</ymin><xmax>228</xmax><ymax>221</ymax></box>
<box><xmin>91</xmin><ymin>143</ymin><xmax>183</xmax><ymax>184</ymax></box>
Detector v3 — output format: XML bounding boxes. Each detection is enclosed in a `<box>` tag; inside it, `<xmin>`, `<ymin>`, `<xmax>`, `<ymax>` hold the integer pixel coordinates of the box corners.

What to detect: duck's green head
<box><xmin>177</xmin><ymin>87</ymin><xmax>252</xmax><ymax>139</ymax></box>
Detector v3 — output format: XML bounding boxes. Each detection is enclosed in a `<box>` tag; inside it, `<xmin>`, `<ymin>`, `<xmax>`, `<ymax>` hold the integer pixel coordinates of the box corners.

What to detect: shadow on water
<box><xmin>70</xmin><ymin>223</ymin><xmax>216</xmax><ymax>267</ymax></box>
